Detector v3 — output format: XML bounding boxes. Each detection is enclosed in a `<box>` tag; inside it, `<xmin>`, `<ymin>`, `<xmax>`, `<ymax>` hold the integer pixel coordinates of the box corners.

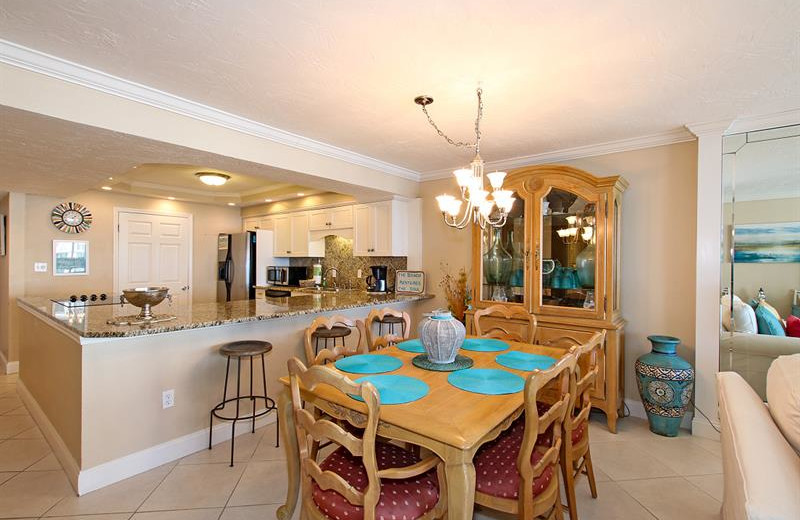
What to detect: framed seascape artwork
<box><xmin>733</xmin><ymin>222</ymin><xmax>800</xmax><ymax>263</ymax></box>
<box><xmin>53</xmin><ymin>239</ymin><xmax>90</xmax><ymax>276</ymax></box>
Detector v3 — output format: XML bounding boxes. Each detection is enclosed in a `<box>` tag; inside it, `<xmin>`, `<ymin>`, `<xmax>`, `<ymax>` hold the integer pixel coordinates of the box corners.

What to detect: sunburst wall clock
<box><xmin>51</xmin><ymin>202</ymin><xmax>93</xmax><ymax>234</ymax></box>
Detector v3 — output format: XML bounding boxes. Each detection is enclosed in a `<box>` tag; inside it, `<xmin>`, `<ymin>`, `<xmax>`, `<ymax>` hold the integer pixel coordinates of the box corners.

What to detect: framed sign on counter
<box><xmin>395</xmin><ymin>270</ymin><xmax>425</xmax><ymax>294</ymax></box>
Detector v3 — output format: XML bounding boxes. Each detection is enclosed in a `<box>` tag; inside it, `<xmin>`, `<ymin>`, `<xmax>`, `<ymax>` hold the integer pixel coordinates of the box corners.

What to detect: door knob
<box><xmin>181</xmin><ymin>285</ymin><xmax>190</xmax><ymax>291</ymax></box>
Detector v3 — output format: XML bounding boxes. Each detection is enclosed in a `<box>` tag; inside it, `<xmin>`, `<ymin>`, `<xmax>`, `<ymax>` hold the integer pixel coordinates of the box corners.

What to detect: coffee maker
<box><xmin>366</xmin><ymin>265</ymin><xmax>388</xmax><ymax>292</ymax></box>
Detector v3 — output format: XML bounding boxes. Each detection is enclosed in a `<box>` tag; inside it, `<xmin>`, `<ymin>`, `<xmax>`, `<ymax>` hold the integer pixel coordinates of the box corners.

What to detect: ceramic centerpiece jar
<box><xmin>635</xmin><ymin>335</ymin><xmax>695</xmax><ymax>437</ymax></box>
<box><xmin>418</xmin><ymin>309</ymin><xmax>466</xmax><ymax>364</ymax></box>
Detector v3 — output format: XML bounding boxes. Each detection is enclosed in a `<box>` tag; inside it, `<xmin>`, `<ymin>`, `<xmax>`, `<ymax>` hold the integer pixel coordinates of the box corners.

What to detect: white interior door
<box><xmin>117</xmin><ymin>211</ymin><xmax>191</xmax><ymax>297</ymax></box>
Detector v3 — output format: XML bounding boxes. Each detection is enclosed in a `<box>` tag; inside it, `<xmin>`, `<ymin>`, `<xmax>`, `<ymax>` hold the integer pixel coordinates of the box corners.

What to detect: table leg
<box><xmin>277</xmin><ymin>388</ymin><xmax>299</xmax><ymax>520</ymax></box>
<box><xmin>443</xmin><ymin>447</ymin><xmax>476</xmax><ymax>520</ymax></box>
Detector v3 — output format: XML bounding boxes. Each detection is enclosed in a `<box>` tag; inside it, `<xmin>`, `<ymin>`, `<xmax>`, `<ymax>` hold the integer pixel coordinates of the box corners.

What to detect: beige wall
<box><xmin>0</xmin><ymin>192</ymin><xmax>26</xmax><ymax>366</ymax></box>
<box><xmin>418</xmin><ymin>141</ymin><xmax>699</xmax><ymax>403</ymax></box>
<box><xmin>723</xmin><ymin>197</ymin><xmax>800</xmax><ymax>317</ymax></box>
<box><xmin>23</xmin><ymin>191</ymin><xmax>242</xmax><ymax>303</ymax></box>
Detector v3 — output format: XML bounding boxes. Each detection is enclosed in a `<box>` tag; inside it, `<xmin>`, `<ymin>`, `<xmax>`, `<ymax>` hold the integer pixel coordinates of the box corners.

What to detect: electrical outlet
<box><xmin>34</xmin><ymin>262</ymin><xmax>48</xmax><ymax>272</ymax></box>
<box><xmin>162</xmin><ymin>389</ymin><xmax>175</xmax><ymax>409</ymax></box>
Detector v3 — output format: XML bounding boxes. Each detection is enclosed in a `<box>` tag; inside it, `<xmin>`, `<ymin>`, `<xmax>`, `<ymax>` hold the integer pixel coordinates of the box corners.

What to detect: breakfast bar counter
<box><xmin>16</xmin><ymin>291</ymin><xmax>432</xmax><ymax>496</ymax></box>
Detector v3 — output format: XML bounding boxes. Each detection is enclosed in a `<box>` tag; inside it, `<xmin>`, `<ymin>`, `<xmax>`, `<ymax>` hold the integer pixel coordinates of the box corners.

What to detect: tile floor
<box><xmin>0</xmin><ymin>371</ymin><xmax>723</xmax><ymax>519</ymax></box>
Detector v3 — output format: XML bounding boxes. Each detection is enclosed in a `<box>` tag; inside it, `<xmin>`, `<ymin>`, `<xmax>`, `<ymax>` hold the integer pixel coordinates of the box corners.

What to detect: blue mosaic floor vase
<box><xmin>635</xmin><ymin>335</ymin><xmax>695</xmax><ymax>437</ymax></box>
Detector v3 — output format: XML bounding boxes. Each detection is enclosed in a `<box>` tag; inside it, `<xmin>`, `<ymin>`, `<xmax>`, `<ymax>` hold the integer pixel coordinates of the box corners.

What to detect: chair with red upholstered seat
<box><xmin>473</xmin><ymin>352</ymin><xmax>577</xmax><ymax>519</ymax></box>
<box><xmin>287</xmin><ymin>357</ymin><xmax>448</xmax><ymax>520</ymax></box>
<box><xmin>559</xmin><ymin>330</ymin><xmax>605</xmax><ymax>520</ymax></box>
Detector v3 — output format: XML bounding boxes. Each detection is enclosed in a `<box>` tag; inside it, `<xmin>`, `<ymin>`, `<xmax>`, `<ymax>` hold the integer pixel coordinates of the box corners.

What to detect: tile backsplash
<box><xmin>290</xmin><ymin>235</ymin><xmax>407</xmax><ymax>290</ymax></box>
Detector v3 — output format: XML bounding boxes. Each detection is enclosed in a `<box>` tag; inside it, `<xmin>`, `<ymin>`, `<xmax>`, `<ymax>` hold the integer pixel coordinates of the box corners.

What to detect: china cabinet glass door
<box><xmin>534</xmin><ymin>186</ymin><xmax>605</xmax><ymax>318</ymax></box>
<box><xmin>479</xmin><ymin>191</ymin><xmax>526</xmax><ymax>304</ymax></box>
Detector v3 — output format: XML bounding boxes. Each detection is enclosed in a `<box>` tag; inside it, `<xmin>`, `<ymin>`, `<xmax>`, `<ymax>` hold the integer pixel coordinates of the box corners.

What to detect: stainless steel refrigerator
<box><xmin>217</xmin><ymin>230</ymin><xmax>283</xmax><ymax>302</ymax></box>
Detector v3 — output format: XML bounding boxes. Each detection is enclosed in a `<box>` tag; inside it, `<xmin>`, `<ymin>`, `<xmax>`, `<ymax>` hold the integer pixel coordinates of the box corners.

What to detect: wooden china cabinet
<box><xmin>465</xmin><ymin>165</ymin><xmax>628</xmax><ymax>432</ymax></box>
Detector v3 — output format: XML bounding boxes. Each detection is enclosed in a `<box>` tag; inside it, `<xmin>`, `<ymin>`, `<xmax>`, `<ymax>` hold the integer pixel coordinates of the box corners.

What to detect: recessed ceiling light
<box><xmin>167</xmin><ymin>196</ymin><xmax>176</xmax><ymax>200</ymax></box>
<box><xmin>297</xmin><ymin>192</ymin><xmax>305</xmax><ymax>197</ymax></box>
<box><xmin>101</xmin><ymin>186</ymin><xmax>112</xmax><ymax>191</ymax></box>
<box><xmin>264</xmin><ymin>198</ymin><xmax>273</xmax><ymax>203</ymax></box>
<box><xmin>227</xmin><ymin>202</ymin><xmax>236</xmax><ymax>206</ymax></box>
<box><xmin>108</xmin><ymin>176</ymin><xmax>114</xmax><ymax>180</ymax></box>
<box><xmin>195</xmin><ymin>172</ymin><xmax>230</xmax><ymax>186</ymax></box>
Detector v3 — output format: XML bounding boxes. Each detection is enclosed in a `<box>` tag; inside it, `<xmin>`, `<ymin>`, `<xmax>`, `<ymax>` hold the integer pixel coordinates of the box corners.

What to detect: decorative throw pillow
<box><xmin>759</xmin><ymin>300</ymin><xmax>783</xmax><ymax>323</ymax></box>
<box><xmin>755</xmin><ymin>304</ymin><xmax>787</xmax><ymax>336</ymax></box>
<box><xmin>767</xmin><ymin>354</ymin><xmax>800</xmax><ymax>455</ymax></box>
<box><xmin>721</xmin><ymin>295</ymin><xmax>758</xmax><ymax>334</ymax></box>
<box><xmin>786</xmin><ymin>315</ymin><xmax>800</xmax><ymax>338</ymax></box>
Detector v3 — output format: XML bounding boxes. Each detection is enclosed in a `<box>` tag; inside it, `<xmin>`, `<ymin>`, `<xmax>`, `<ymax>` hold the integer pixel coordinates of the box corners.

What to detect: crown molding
<box><xmin>725</xmin><ymin>108</ymin><xmax>800</xmax><ymax>135</ymax></box>
<box><xmin>0</xmin><ymin>39</ymin><xmax>421</xmax><ymax>182</ymax></box>
<box><xmin>420</xmin><ymin>127</ymin><xmax>696</xmax><ymax>181</ymax></box>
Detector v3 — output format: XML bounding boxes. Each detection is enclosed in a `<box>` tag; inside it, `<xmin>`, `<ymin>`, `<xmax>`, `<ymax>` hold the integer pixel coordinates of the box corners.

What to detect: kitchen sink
<box><xmin>296</xmin><ymin>287</ymin><xmax>340</xmax><ymax>294</ymax></box>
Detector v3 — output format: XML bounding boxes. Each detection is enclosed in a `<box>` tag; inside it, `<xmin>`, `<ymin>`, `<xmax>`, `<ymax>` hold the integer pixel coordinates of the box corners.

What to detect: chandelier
<box><xmin>414</xmin><ymin>88</ymin><xmax>515</xmax><ymax>229</ymax></box>
<box><xmin>556</xmin><ymin>203</ymin><xmax>596</xmax><ymax>244</ymax></box>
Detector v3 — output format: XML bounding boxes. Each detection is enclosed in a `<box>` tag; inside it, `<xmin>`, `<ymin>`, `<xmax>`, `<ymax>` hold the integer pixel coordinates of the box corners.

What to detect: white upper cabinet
<box><xmin>271</xmin><ymin>211</ymin><xmax>324</xmax><ymax>258</ymax></box>
<box><xmin>309</xmin><ymin>206</ymin><xmax>353</xmax><ymax>231</ymax></box>
<box><xmin>353</xmin><ymin>200</ymin><xmax>408</xmax><ymax>256</ymax></box>
<box><xmin>243</xmin><ymin>217</ymin><xmax>259</xmax><ymax>232</ymax></box>
<box><xmin>258</xmin><ymin>216</ymin><xmax>274</xmax><ymax>231</ymax></box>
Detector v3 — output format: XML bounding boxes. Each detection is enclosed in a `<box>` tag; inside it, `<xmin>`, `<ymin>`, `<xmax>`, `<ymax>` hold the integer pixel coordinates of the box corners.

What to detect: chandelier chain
<box><xmin>420</xmin><ymin>88</ymin><xmax>484</xmax><ymax>152</ymax></box>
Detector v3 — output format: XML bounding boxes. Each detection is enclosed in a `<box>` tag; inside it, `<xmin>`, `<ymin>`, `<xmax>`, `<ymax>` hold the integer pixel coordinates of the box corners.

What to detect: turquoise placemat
<box><xmin>350</xmin><ymin>375</ymin><xmax>429</xmax><ymax>405</ymax></box>
<box><xmin>462</xmin><ymin>338</ymin><xmax>510</xmax><ymax>352</ymax></box>
<box><xmin>447</xmin><ymin>368</ymin><xmax>525</xmax><ymax>395</ymax></box>
<box><xmin>334</xmin><ymin>354</ymin><xmax>403</xmax><ymax>374</ymax></box>
<box><xmin>495</xmin><ymin>351</ymin><xmax>557</xmax><ymax>372</ymax></box>
<box><xmin>396</xmin><ymin>339</ymin><xmax>425</xmax><ymax>353</ymax></box>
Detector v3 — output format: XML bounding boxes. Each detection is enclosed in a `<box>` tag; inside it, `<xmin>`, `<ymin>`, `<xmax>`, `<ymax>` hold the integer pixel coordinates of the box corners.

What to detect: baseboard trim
<box><xmin>624</xmin><ymin>397</ymin><xmax>694</xmax><ymax>431</ymax></box>
<box><xmin>0</xmin><ymin>349</ymin><xmax>19</xmax><ymax>374</ymax></box>
<box><xmin>691</xmin><ymin>417</ymin><xmax>721</xmax><ymax>441</ymax></box>
<box><xmin>17</xmin><ymin>379</ymin><xmax>278</xmax><ymax>495</ymax></box>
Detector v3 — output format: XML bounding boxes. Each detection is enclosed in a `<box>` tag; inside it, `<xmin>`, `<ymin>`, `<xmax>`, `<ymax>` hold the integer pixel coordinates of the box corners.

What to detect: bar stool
<box><xmin>209</xmin><ymin>340</ymin><xmax>279</xmax><ymax>467</ymax></box>
<box><xmin>310</xmin><ymin>325</ymin><xmax>352</xmax><ymax>356</ymax></box>
<box><xmin>364</xmin><ymin>308</ymin><xmax>411</xmax><ymax>350</ymax></box>
<box><xmin>304</xmin><ymin>315</ymin><xmax>365</xmax><ymax>366</ymax></box>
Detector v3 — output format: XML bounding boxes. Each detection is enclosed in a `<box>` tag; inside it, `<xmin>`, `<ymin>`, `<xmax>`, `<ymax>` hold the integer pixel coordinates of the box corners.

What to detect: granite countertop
<box><xmin>18</xmin><ymin>290</ymin><xmax>433</xmax><ymax>339</ymax></box>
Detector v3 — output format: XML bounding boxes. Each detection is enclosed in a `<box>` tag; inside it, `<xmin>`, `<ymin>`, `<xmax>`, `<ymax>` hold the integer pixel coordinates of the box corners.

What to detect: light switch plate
<box><xmin>34</xmin><ymin>262</ymin><xmax>48</xmax><ymax>272</ymax></box>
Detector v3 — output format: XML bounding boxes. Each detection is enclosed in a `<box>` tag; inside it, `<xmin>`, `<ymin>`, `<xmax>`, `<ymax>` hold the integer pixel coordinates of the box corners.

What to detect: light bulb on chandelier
<box><xmin>415</xmin><ymin>88</ymin><xmax>515</xmax><ymax>230</ymax></box>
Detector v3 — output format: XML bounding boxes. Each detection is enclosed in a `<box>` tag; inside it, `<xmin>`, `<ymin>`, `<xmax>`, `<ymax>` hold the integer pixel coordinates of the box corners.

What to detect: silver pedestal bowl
<box><xmin>107</xmin><ymin>287</ymin><xmax>176</xmax><ymax>325</ymax></box>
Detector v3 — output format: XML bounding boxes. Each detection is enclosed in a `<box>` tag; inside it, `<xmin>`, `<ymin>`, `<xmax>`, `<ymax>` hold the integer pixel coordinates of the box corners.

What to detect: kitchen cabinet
<box><xmin>258</xmin><ymin>217</ymin><xmax>274</xmax><ymax>231</ymax></box>
<box><xmin>309</xmin><ymin>206</ymin><xmax>353</xmax><ymax>231</ymax></box>
<box><xmin>243</xmin><ymin>217</ymin><xmax>259</xmax><ymax>232</ymax></box>
<box><xmin>272</xmin><ymin>211</ymin><xmax>324</xmax><ymax>257</ymax></box>
<box><xmin>353</xmin><ymin>200</ymin><xmax>408</xmax><ymax>256</ymax></box>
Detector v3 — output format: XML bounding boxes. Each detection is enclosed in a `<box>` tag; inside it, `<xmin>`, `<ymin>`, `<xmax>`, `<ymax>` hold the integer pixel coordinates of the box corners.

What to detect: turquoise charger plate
<box><xmin>495</xmin><ymin>351</ymin><xmax>557</xmax><ymax>372</ymax></box>
<box><xmin>461</xmin><ymin>338</ymin><xmax>510</xmax><ymax>352</ymax></box>
<box><xmin>447</xmin><ymin>368</ymin><xmax>525</xmax><ymax>395</ymax></box>
<box><xmin>334</xmin><ymin>354</ymin><xmax>403</xmax><ymax>374</ymax></box>
<box><xmin>350</xmin><ymin>375</ymin><xmax>429</xmax><ymax>405</ymax></box>
<box><xmin>396</xmin><ymin>339</ymin><xmax>425</xmax><ymax>353</ymax></box>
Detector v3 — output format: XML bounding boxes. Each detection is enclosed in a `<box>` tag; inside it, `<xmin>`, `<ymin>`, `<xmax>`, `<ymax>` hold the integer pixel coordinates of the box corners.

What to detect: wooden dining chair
<box><xmin>559</xmin><ymin>330</ymin><xmax>606</xmax><ymax>520</ymax></box>
<box><xmin>473</xmin><ymin>352</ymin><xmax>577</xmax><ymax>519</ymax></box>
<box><xmin>303</xmin><ymin>315</ymin><xmax>366</xmax><ymax>366</ymax></box>
<box><xmin>364</xmin><ymin>308</ymin><xmax>411</xmax><ymax>349</ymax></box>
<box><xmin>287</xmin><ymin>357</ymin><xmax>448</xmax><ymax>520</ymax></box>
<box><xmin>474</xmin><ymin>304</ymin><xmax>537</xmax><ymax>343</ymax></box>
<box><xmin>370</xmin><ymin>333</ymin><xmax>402</xmax><ymax>351</ymax></box>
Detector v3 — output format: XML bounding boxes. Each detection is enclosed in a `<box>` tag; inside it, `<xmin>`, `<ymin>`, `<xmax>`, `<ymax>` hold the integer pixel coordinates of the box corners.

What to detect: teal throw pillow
<box><xmin>755</xmin><ymin>304</ymin><xmax>786</xmax><ymax>336</ymax></box>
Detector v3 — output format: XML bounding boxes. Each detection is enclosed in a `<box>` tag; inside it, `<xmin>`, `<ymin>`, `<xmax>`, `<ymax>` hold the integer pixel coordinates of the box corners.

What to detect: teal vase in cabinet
<box><xmin>635</xmin><ymin>335</ymin><xmax>694</xmax><ymax>437</ymax></box>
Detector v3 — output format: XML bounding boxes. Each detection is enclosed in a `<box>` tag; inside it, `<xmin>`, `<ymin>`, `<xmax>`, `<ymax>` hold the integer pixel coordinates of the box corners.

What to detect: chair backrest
<box><xmin>364</xmin><ymin>308</ymin><xmax>411</xmax><ymax>349</ymax></box>
<box><xmin>304</xmin><ymin>315</ymin><xmax>366</xmax><ymax>366</ymax></box>
<box><xmin>370</xmin><ymin>333</ymin><xmax>402</xmax><ymax>351</ymax></box>
<box><xmin>474</xmin><ymin>304</ymin><xmax>537</xmax><ymax>343</ymax></box>
<box><xmin>517</xmin><ymin>351</ymin><xmax>577</xmax><ymax>516</ymax></box>
<box><xmin>567</xmin><ymin>331</ymin><xmax>606</xmax><ymax>439</ymax></box>
<box><xmin>287</xmin><ymin>358</ymin><xmax>382</xmax><ymax>515</ymax></box>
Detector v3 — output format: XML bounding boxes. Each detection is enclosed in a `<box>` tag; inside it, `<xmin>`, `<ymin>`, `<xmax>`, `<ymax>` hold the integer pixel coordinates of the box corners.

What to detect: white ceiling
<box><xmin>0</xmin><ymin>106</ymin><xmax>387</xmax><ymax>202</ymax></box>
<box><xmin>1</xmin><ymin>0</ymin><xmax>797</xmax><ymax>174</ymax></box>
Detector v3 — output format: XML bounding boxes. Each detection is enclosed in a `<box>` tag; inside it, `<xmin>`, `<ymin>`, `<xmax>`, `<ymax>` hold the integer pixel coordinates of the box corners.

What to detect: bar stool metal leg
<box><xmin>231</xmin><ymin>357</ymin><xmax>242</xmax><ymax>467</ymax></box>
<box><xmin>250</xmin><ymin>355</ymin><xmax>255</xmax><ymax>434</ymax></box>
<box><xmin>209</xmin><ymin>356</ymin><xmax>231</xmax><ymax>450</ymax></box>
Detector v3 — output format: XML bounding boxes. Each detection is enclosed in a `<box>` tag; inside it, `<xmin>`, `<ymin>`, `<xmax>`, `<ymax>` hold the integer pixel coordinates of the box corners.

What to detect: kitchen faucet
<box><xmin>323</xmin><ymin>267</ymin><xmax>339</xmax><ymax>290</ymax></box>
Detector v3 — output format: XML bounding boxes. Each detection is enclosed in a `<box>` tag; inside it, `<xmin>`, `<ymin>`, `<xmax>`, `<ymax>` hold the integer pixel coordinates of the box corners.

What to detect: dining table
<box><xmin>275</xmin><ymin>337</ymin><xmax>566</xmax><ymax>520</ymax></box>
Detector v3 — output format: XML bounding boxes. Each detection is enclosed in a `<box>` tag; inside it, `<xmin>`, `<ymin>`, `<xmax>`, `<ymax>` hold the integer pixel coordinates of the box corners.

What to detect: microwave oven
<box><xmin>266</xmin><ymin>266</ymin><xmax>307</xmax><ymax>286</ymax></box>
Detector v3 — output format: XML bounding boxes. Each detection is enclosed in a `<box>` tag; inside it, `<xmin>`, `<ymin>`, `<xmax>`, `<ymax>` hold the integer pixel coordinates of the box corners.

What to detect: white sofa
<box><xmin>717</xmin><ymin>356</ymin><xmax>800</xmax><ymax>519</ymax></box>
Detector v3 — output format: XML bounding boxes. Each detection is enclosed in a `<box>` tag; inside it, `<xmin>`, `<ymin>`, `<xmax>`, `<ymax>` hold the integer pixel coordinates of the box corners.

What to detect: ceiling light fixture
<box><xmin>227</xmin><ymin>202</ymin><xmax>236</xmax><ymax>206</ymax></box>
<box><xmin>414</xmin><ymin>88</ymin><xmax>514</xmax><ymax>230</ymax></box>
<box><xmin>264</xmin><ymin>198</ymin><xmax>273</xmax><ymax>203</ymax></box>
<box><xmin>297</xmin><ymin>192</ymin><xmax>305</xmax><ymax>197</ymax></box>
<box><xmin>101</xmin><ymin>186</ymin><xmax>112</xmax><ymax>191</ymax></box>
<box><xmin>167</xmin><ymin>196</ymin><xmax>176</xmax><ymax>200</ymax></box>
<box><xmin>195</xmin><ymin>172</ymin><xmax>230</xmax><ymax>186</ymax></box>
